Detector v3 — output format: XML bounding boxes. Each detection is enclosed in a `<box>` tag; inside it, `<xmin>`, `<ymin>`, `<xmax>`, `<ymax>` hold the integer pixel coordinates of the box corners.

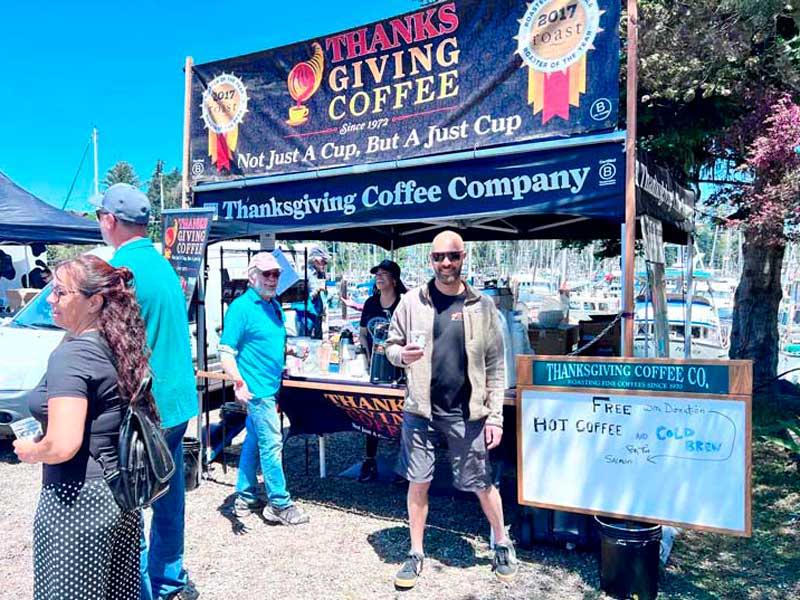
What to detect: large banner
<box><xmin>161</xmin><ymin>208</ymin><xmax>214</xmax><ymax>306</ymax></box>
<box><xmin>190</xmin><ymin>0</ymin><xmax>620</xmax><ymax>182</ymax></box>
<box><xmin>196</xmin><ymin>139</ymin><xmax>625</xmax><ymax>231</ymax></box>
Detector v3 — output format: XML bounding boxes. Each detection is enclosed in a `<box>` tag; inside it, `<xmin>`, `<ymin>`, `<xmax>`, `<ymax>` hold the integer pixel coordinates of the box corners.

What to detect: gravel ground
<box><xmin>0</xmin><ymin>424</ymin><xmax>611</xmax><ymax>600</ymax></box>
<box><xmin>3</xmin><ymin>410</ymin><xmax>797</xmax><ymax>599</ymax></box>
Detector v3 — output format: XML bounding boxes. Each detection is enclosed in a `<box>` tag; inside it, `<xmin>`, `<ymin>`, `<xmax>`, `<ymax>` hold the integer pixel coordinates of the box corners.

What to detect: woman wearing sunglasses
<box><xmin>14</xmin><ymin>255</ymin><xmax>155</xmax><ymax>599</ymax></box>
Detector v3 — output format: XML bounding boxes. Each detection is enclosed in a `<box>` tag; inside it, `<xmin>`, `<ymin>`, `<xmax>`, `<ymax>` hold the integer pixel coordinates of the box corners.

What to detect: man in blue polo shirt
<box><xmin>92</xmin><ymin>184</ymin><xmax>198</xmax><ymax>600</ymax></box>
<box><xmin>220</xmin><ymin>252</ymin><xmax>310</xmax><ymax>525</ymax></box>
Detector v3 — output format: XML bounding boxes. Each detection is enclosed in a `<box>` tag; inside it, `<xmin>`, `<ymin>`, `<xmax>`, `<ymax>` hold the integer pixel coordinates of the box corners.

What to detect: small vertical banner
<box><xmin>161</xmin><ymin>208</ymin><xmax>215</xmax><ymax>307</ymax></box>
<box><xmin>517</xmin><ymin>0</ymin><xmax>603</xmax><ymax>123</ymax></box>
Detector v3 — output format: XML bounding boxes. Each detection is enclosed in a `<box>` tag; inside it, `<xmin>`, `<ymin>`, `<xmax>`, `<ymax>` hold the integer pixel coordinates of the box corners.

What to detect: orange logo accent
<box><xmin>164</xmin><ymin>221</ymin><xmax>179</xmax><ymax>259</ymax></box>
<box><xmin>286</xmin><ymin>42</ymin><xmax>325</xmax><ymax>126</ymax></box>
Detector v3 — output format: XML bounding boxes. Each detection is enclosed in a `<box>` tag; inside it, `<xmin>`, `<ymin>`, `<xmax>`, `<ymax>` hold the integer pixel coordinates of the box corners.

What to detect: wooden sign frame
<box><xmin>516</xmin><ymin>355</ymin><xmax>752</xmax><ymax>537</ymax></box>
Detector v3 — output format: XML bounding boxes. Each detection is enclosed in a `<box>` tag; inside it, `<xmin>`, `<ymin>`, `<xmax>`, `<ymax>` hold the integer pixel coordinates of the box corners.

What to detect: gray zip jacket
<box><xmin>385</xmin><ymin>279</ymin><xmax>506</xmax><ymax>427</ymax></box>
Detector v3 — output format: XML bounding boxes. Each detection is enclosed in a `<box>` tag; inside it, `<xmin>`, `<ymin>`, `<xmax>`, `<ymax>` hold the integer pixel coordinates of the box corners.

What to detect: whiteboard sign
<box><xmin>518</xmin><ymin>388</ymin><xmax>750</xmax><ymax>535</ymax></box>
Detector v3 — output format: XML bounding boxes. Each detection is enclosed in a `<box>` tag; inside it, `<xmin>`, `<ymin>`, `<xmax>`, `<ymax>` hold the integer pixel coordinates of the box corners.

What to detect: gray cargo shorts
<box><xmin>396</xmin><ymin>411</ymin><xmax>493</xmax><ymax>492</ymax></box>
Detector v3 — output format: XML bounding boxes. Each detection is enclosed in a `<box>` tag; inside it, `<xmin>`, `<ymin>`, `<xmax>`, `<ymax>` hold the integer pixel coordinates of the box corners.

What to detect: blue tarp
<box><xmin>0</xmin><ymin>171</ymin><xmax>102</xmax><ymax>244</ymax></box>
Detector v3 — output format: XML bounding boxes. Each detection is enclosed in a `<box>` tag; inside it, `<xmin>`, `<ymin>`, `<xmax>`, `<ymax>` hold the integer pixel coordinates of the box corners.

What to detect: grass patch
<box><xmin>661</xmin><ymin>395</ymin><xmax>800</xmax><ymax>599</ymax></box>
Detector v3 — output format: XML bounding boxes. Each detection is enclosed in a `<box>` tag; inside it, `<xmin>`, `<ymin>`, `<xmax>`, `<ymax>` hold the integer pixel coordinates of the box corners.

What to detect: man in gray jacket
<box><xmin>386</xmin><ymin>230</ymin><xmax>517</xmax><ymax>589</ymax></box>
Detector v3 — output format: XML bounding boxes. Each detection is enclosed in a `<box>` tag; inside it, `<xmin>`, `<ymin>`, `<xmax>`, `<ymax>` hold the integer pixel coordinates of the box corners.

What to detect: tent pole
<box><xmin>181</xmin><ymin>56</ymin><xmax>193</xmax><ymax>208</ymax></box>
<box><xmin>622</xmin><ymin>0</ymin><xmax>639</xmax><ymax>357</ymax></box>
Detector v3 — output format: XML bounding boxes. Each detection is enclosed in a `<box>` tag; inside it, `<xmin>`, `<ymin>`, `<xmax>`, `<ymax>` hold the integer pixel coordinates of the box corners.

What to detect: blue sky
<box><xmin>1</xmin><ymin>0</ymin><xmax>417</xmax><ymax>210</ymax></box>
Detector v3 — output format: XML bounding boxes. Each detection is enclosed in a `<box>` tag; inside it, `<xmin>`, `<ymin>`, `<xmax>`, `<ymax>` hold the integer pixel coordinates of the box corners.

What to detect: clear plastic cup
<box><xmin>410</xmin><ymin>330</ymin><xmax>427</xmax><ymax>349</ymax></box>
<box><xmin>10</xmin><ymin>417</ymin><xmax>43</xmax><ymax>441</ymax></box>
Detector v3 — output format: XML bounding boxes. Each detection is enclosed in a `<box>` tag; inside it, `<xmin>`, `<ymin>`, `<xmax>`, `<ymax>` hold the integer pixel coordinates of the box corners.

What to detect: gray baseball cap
<box><xmin>90</xmin><ymin>183</ymin><xmax>150</xmax><ymax>225</ymax></box>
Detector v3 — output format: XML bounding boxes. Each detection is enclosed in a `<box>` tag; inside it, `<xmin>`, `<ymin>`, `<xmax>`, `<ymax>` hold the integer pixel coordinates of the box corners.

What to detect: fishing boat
<box><xmin>634</xmin><ymin>294</ymin><xmax>728</xmax><ymax>359</ymax></box>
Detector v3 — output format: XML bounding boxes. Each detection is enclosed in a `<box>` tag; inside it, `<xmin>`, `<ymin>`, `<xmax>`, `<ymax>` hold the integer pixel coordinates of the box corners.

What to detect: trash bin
<box><xmin>595</xmin><ymin>516</ymin><xmax>662</xmax><ymax>600</ymax></box>
<box><xmin>182</xmin><ymin>437</ymin><xmax>201</xmax><ymax>492</ymax></box>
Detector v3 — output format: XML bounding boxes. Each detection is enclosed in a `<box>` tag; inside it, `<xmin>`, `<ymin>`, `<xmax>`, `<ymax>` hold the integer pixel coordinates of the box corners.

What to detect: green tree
<box><xmin>145</xmin><ymin>161</ymin><xmax>182</xmax><ymax>241</ymax></box>
<box><xmin>635</xmin><ymin>0</ymin><xmax>800</xmax><ymax>389</ymax></box>
<box><xmin>103</xmin><ymin>161</ymin><xmax>140</xmax><ymax>188</ymax></box>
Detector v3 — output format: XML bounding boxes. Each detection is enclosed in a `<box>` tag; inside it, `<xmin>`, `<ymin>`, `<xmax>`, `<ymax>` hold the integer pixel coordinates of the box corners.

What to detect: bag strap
<box><xmin>132</xmin><ymin>374</ymin><xmax>153</xmax><ymax>406</ymax></box>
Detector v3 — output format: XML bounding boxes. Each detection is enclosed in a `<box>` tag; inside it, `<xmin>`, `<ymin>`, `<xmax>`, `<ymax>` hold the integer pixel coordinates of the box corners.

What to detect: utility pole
<box><xmin>92</xmin><ymin>127</ymin><xmax>99</xmax><ymax>195</ymax></box>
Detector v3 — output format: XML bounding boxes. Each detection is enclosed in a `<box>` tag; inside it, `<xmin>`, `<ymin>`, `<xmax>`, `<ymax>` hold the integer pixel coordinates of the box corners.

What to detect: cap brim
<box><xmin>88</xmin><ymin>194</ymin><xmax>104</xmax><ymax>209</ymax></box>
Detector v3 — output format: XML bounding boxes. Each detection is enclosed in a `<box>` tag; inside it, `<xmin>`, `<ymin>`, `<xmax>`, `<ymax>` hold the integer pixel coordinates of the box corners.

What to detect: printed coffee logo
<box><xmin>517</xmin><ymin>0</ymin><xmax>601</xmax><ymax>73</ymax></box>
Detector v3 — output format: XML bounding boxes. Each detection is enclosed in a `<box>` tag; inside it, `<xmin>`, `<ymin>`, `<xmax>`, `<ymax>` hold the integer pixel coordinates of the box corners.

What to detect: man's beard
<box><xmin>253</xmin><ymin>281</ymin><xmax>277</xmax><ymax>299</ymax></box>
<box><xmin>435</xmin><ymin>265</ymin><xmax>461</xmax><ymax>284</ymax></box>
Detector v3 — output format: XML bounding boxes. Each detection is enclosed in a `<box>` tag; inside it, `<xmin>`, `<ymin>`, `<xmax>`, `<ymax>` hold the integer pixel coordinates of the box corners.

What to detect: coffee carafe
<box><xmin>369</xmin><ymin>322</ymin><xmax>401</xmax><ymax>384</ymax></box>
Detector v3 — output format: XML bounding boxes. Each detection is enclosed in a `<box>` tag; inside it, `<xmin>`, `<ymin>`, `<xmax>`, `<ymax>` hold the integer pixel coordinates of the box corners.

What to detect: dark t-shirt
<box><xmin>359</xmin><ymin>294</ymin><xmax>400</xmax><ymax>355</ymax></box>
<box><xmin>429</xmin><ymin>281</ymin><xmax>471</xmax><ymax>419</ymax></box>
<box><xmin>28</xmin><ymin>331</ymin><xmax>125</xmax><ymax>485</ymax></box>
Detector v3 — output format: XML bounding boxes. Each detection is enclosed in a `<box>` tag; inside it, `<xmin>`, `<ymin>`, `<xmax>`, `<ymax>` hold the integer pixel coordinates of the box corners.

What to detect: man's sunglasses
<box><xmin>431</xmin><ymin>251</ymin><xmax>464</xmax><ymax>262</ymax></box>
<box><xmin>259</xmin><ymin>269</ymin><xmax>281</xmax><ymax>278</ymax></box>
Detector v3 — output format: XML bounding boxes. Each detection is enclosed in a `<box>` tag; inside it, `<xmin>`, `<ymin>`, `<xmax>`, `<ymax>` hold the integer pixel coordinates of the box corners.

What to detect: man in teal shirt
<box><xmin>220</xmin><ymin>252</ymin><xmax>309</xmax><ymax>526</ymax></box>
<box><xmin>92</xmin><ymin>184</ymin><xmax>198</xmax><ymax>600</ymax></box>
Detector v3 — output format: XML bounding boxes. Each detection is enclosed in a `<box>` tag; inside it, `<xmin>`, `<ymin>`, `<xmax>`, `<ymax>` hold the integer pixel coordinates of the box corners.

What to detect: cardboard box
<box><xmin>577</xmin><ymin>316</ymin><xmax>621</xmax><ymax>356</ymax></box>
<box><xmin>528</xmin><ymin>324</ymin><xmax>579</xmax><ymax>355</ymax></box>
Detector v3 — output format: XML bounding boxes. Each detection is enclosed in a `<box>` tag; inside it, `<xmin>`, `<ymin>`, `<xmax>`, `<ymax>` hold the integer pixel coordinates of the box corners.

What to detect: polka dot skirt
<box><xmin>33</xmin><ymin>479</ymin><xmax>140</xmax><ymax>600</ymax></box>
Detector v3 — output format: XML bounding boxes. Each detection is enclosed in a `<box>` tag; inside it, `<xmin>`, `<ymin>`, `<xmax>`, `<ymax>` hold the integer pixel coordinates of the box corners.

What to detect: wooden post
<box><xmin>623</xmin><ymin>0</ymin><xmax>638</xmax><ymax>356</ymax></box>
<box><xmin>181</xmin><ymin>56</ymin><xmax>194</xmax><ymax>209</ymax></box>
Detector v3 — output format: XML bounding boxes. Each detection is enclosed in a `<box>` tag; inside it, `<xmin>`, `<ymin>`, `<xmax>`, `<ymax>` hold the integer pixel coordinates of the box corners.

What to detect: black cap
<box><xmin>370</xmin><ymin>259</ymin><xmax>401</xmax><ymax>280</ymax></box>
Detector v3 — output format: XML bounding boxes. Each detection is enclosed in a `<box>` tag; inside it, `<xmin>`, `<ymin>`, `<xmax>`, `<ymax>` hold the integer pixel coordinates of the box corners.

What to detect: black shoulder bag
<box><xmin>97</xmin><ymin>377</ymin><xmax>176</xmax><ymax>511</ymax></box>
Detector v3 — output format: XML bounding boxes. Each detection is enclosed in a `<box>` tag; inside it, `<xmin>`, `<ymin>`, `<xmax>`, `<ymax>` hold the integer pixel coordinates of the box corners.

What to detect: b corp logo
<box><xmin>191</xmin><ymin>160</ymin><xmax>206</xmax><ymax>177</ymax></box>
<box><xmin>598</xmin><ymin>160</ymin><xmax>617</xmax><ymax>186</ymax></box>
<box><xmin>590</xmin><ymin>98</ymin><xmax>613</xmax><ymax>121</ymax></box>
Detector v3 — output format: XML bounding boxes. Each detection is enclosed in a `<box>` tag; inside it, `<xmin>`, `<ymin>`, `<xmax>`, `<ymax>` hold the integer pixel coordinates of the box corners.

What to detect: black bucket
<box><xmin>182</xmin><ymin>437</ymin><xmax>201</xmax><ymax>492</ymax></box>
<box><xmin>595</xmin><ymin>517</ymin><xmax>662</xmax><ymax>600</ymax></box>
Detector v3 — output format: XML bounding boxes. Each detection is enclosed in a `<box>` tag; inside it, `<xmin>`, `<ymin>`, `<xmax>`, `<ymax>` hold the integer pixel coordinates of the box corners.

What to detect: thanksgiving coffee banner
<box><xmin>189</xmin><ymin>0</ymin><xmax>620</xmax><ymax>182</ymax></box>
<box><xmin>161</xmin><ymin>208</ymin><xmax>214</xmax><ymax>307</ymax></box>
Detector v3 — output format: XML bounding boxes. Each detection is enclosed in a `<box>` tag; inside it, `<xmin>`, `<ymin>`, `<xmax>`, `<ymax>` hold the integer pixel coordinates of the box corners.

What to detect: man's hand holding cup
<box><xmin>401</xmin><ymin>330</ymin><xmax>427</xmax><ymax>365</ymax></box>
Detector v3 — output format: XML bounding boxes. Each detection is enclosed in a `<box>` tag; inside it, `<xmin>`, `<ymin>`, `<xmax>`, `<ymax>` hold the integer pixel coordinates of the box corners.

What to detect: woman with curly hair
<box><xmin>14</xmin><ymin>254</ymin><xmax>156</xmax><ymax>600</ymax></box>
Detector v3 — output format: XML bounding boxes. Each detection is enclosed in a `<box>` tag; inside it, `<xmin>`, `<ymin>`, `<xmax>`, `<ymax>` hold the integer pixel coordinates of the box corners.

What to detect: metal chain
<box><xmin>567</xmin><ymin>310</ymin><xmax>624</xmax><ymax>356</ymax></box>
<box><xmin>565</xmin><ymin>282</ymin><xmax>648</xmax><ymax>356</ymax></box>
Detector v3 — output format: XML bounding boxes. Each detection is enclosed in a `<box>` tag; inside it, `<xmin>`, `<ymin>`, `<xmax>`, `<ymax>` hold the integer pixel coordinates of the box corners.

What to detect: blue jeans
<box><xmin>140</xmin><ymin>422</ymin><xmax>189</xmax><ymax>599</ymax></box>
<box><xmin>236</xmin><ymin>397</ymin><xmax>292</xmax><ymax>508</ymax></box>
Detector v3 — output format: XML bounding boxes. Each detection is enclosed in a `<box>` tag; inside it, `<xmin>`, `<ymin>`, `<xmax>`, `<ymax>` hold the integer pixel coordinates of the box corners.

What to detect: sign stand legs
<box><xmin>318</xmin><ymin>435</ymin><xmax>327</xmax><ymax>478</ymax></box>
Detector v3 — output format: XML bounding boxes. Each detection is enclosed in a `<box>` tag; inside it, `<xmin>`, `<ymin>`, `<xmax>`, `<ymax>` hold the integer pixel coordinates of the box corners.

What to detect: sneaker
<box><xmin>262</xmin><ymin>503</ymin><xmax>310</xmax><ymax>525</ymax></box>
<box><xmin>233</xmin><ymin>496</ymin><xmax>265</xmax><ymax>518</ymax></box>
<box><xmin>492</xmin><ymin>542</ymin><xmax>518</xmax><ymax>582</ymax></box>
<box><xmin>394</xmin><ymin>552</ymin><xmax>424</xmax><ymax>590</ymax></box>
<box><xmin>165</xmin><ymin>580</ymin><xmax>199</xmax><ymax>600</ymax></box>
<box><xmin>358</xmin><ymin>458</ymin><xmax>378</xmax><ymax>482</ymax></box>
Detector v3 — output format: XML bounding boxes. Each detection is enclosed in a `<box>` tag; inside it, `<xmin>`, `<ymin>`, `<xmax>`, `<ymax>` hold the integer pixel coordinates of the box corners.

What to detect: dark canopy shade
<box><xmin>196</xmin><ymin>134</ymin><xmax>695</xmax><ymax>248</ymax></box>
<box><xmin>0</xmin><ymin>171</ymin><xmax>102</xmax><ymax>244</ymax></box>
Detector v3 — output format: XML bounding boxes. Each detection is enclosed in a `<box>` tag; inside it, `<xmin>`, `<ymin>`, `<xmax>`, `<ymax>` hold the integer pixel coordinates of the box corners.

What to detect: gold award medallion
<box><xmin>516</xmin><ymin>0</ymin><xmax>603</xmax><ymax>123</ymax></box>
<box><xmin>201</xmin><ymin>73</ymin><xmax>249</xmax><ymax>172</ymax></box>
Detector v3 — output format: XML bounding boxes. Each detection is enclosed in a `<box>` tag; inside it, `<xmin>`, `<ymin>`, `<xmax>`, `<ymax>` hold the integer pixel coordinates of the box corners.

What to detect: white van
<box><xmin>0</xmin><ymin>240</ymin><xmax>265</xmax><ymax>438</ymax></box>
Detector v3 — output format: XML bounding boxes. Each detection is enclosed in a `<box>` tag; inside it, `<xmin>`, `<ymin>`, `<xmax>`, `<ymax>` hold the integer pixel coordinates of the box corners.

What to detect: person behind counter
<box><xmin>292</xmin><ymin>244</ymin><xmax>330</xmax><ymax>338</ymax></box>
<box><xmin>356</xmin><ymin>259</ymin><xmax>407</xmax><ymax>482</ymax></box>
<box><xmin>220</xmin><ymin>252</ymin><xmax>310</xmax><ymax>526</ymax></box>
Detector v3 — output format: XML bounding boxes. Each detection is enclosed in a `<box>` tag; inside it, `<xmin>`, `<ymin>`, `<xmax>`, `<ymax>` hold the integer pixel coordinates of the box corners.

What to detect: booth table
<box><xmin>278</xmin><ymin>374</ymin><xmax>518</xmax><ymax>477</ymax></box>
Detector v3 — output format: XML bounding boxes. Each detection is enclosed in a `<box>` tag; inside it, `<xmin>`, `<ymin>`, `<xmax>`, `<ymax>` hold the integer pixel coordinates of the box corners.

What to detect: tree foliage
<box><xmin>635</xmin><ymin>0</ymin><xmax>800</xmax><ymax>179</ymax></box>
<box><xmin>145</xmin><ymin>161</ymin><xmax>182</xmax><ymax>241</ymax></box>
<box><xmin>103</xmin><ymin>161</ymin><xmax>140</xmax><ymax>189</ymax></box>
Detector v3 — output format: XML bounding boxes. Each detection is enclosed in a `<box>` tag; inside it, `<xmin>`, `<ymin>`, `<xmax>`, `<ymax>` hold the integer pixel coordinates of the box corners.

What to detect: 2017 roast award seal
<box><xmin>201</xmin><ymin>73</ymin><xmax>249</xmax><ymax>173</ymax></box>
<box><xmin>516</xmin><ymin>0</ymin><xmax>603</xmax><ymax>123</ymax></box>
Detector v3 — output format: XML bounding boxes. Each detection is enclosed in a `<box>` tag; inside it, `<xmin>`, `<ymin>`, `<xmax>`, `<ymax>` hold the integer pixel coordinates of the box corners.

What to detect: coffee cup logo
<box><xmin>516</xmin><ymin>0</ymin><xmax>603</xmax><ymax>123</ymax></box>
<box><xmin>286</xmin><ymin>43</ymin><xmax>325</xmax><ymax>126</ymax></box>
<box><xmin>201</xmin><ymin>73</ymin><xmax>249</xmax><ymax>172</ymax></box>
